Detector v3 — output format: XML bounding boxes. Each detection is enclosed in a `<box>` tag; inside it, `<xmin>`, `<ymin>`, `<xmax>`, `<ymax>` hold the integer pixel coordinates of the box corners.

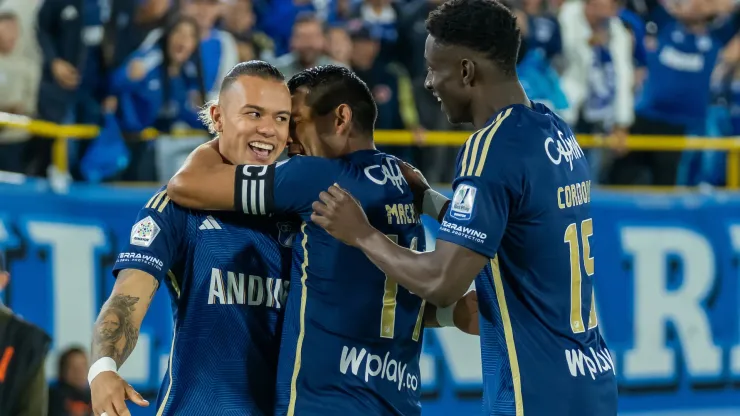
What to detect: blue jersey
<box><xmin>636</xmin><ymin>6</ymin><xmax>740</xmax><ymax>126</ymax></box>
<box><xmin>235</xmin><ymin>150</ymin><xmax>427</xmax><ymax>416</ymax></box>
<box><xmin>437</xmin><ymin>103</ymin><xmax>617</xmax><ymax>416</ymax></box>
<box><xmin>112</xmin><ymin>187</ymin><xmax>298</xmax><ymax>416</ymax></box>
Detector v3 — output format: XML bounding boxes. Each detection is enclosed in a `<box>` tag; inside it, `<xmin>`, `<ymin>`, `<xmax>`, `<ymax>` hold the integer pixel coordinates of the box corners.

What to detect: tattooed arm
<box><xmin>90</xmin><ymin>269</ymin><xmax>156</xmax><ymax>415</ymax></box>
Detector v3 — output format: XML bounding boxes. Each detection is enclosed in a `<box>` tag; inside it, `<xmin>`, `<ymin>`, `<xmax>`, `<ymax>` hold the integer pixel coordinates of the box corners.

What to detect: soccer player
<box><xmin>88</xmin><ymin>61</ymin><xmax>298</xmax><ymax>416</ymax></box>
<box><xmin>166</xmin><ymin>65</ymin><xmax>478</xmax><ymax>416</ymax></box>
<box><xmin>310</xmin><ymin>1</ymin><xmax>618</xmax><ymax>415</ymax></box>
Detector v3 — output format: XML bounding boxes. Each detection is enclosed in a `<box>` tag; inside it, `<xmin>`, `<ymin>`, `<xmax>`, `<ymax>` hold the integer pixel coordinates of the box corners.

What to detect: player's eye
<box><xmin>246</xmin><ymin>112</ymin><xmax>260</xmax><ymax>118</ymax></box>
<box><xmin>276</xmin><ymin>116</ymin><xmax>288</xmax><ymax>123</ymax></box>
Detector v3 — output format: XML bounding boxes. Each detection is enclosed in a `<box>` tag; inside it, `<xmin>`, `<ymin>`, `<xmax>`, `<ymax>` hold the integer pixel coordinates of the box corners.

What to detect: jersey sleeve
<box><xmin>234</xmin><ymin>156</ymin><xmax>332</xmax><ymax>216</ymax></box>
<box><xmin>112</xmin><ymin>188</ymin><xmax>187</xmax><ymax>283</ymax></box>
<box><xmin>436</xmin><ymin>125</ymin><xmax>518</xmax><ymax>259</ymax></box>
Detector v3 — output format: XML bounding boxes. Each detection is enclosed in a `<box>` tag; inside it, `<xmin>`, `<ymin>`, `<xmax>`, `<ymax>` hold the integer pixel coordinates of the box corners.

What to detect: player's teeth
<box><xmin>250</xmin><ymin>142</ymin><xmax>274</xmax><ymax>151</ymax></box>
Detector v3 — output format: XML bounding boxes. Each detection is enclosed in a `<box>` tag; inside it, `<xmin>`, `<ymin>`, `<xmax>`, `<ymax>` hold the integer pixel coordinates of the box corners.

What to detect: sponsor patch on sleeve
<box><xmin>130</xmin><ymin>216</ymin><xmax>161</xmax><ymax>247</ymax></box>
<box><xmin>450</xmin><ymin>184</ymin><xmax>476</xmax><ymax>221</ymax></box>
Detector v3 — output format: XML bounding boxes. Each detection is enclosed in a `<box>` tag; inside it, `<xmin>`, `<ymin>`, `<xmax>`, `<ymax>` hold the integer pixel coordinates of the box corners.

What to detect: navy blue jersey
<box><xmin>437</xmin><ymin>104</ymin><xmax>617</xmax><ymax>416</ymax></box>
<box><xmin>235</xmin><ymin>150</ymin><xmax>427</xmax><ymax>416</ymax></box>
<box><xmin>112</xmin><ymin>187</ymin><xmax>298</xmax><ymax>416</ymax></box>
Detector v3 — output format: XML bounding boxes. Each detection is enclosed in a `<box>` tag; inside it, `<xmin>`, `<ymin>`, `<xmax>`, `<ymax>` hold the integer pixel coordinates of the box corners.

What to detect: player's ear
<box><xmin>461</xmin><ymin>59</ymin><xmax>475</xmax><ymax>87</ymax></box>
<box><xmin>210</xmin><ymin>103</ymin><xmax>224</xmax><ymax>133</ymax></box>
<box><xmin>334</xmin><ymin>104</ymin><xmax>352</xmax><ymax>136</ymax></box>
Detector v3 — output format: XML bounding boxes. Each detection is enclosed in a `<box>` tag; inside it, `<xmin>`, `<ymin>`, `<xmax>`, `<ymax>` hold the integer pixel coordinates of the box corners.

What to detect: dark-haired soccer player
<box><xmin>89</xmin><ymin>61</ymin><xmax>298</xmax><ymax>416</ymax></box>
<box><xmin>166</xmin><ymin>64</ymin><xmax>478</xmax><ymax>416</ymax></box>
<box><xmin>310</xmin><ymin>1</ymin><xmax>618</xmax><ymax>415</ymax></box>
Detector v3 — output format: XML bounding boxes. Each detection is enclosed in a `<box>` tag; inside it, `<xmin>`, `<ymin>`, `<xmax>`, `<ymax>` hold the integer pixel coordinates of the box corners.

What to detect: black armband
<box><xmin>234</xmin><ymin>164</ymin><xmax>276</xmax><ymax>215</ymax></box>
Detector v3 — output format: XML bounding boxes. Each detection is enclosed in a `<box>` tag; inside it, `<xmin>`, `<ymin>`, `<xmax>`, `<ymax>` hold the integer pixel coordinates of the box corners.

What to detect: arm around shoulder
<box><xmin>167</xmin><ymin>140</ymin><xmax>238</xmax><ymax>211</ymax></box>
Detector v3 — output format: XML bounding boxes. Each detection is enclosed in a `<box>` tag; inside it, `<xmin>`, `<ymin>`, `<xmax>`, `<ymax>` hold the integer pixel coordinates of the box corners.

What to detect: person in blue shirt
<box><xmin>165</xmin><ymin>65</ymin><xmax>479</xmax><ymax>416</ymax></box>
<box><xmin>311</xmin><ymin>1</ymin><xmax>617</xmax><ymax>415</ymax></box>
<box><xmin>88</xmin><ymin>61</ymin><xmax>297</xmax><ymax>416</ymax></box>
<box><xmin>109</xmin><ymin>14</ymin><xmax>206</xmax><ymax>133</ymax></box>
<box><xmin>608</xmin><ymin>1</ymin><xmax>740</xmax><ymax>185</ymax></box>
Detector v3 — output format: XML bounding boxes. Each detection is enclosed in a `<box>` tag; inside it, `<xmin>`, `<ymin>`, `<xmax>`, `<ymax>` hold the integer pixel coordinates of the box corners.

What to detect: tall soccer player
<box><xmin>166</xmin><ymin>65</ymin><xmax>478</xmax><ymax>415</ymax></box>
<box><xmin>88</xmin><ymin>61</ymin><xmax>298</xmax><ymax>416</ymax></box>
<box><xmin>310</xmin><ymin>1</ymin><xmax>618</xmax><ymax>415</ymax></box>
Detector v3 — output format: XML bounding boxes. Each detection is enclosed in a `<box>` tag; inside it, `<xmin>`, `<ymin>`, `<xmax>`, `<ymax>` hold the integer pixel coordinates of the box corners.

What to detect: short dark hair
<box><xmin>293</xmin><ymin>11</ymin><xmax>323</xmax><ymax>29</ymax></box>
<box><xmin>287</xmin><ymin>65</ymin><xmax>377</xmax><ymax>135</ymax></box>
<box><xmin>58</xmin><ymin>346</ymin><xmax>86</xmax><ymax>382</ymax></box>
<box><xmin>426</xmin><ymin>0</ymin><xmax>521</xmax><ymax>75</ymax></box>
<box><xmin>219</xmin><ymin>60</ymin><xmax>285</xmax><ymax>95</ymax></box>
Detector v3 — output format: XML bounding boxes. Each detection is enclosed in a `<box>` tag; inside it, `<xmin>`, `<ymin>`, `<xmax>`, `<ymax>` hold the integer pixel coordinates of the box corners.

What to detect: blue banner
<box><xmin>1</xmin><ymin>180</ymin><xmax>739</xmax><ymax>415</ymax></box>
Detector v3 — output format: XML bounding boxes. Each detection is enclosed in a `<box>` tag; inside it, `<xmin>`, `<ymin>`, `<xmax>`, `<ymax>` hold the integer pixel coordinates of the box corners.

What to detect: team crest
<box><xmin>277</xmin><ymin>222</ymin><xmax>297</xmax><ymax>248</ymax></box>
<box><xmin>450</xmin><ymin>184</ymin><xmax>476</xmax><ymax>221</ymax></box>
<box><xmin>131</xmin><ymin>216</ymin><xmax>161</xmax><ymax>247</ymax></box>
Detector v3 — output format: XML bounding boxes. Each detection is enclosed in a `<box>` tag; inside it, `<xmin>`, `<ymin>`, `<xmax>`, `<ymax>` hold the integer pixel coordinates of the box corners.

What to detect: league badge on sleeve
<box><xmin>450</xmin><ymin>184</ymin><xmax>476</xmax><ymax>221</ymax></box>
<box><xmin>130</xmin><ymin>216</ymin><xmax>161</xmax><ymax>247</ymax></box>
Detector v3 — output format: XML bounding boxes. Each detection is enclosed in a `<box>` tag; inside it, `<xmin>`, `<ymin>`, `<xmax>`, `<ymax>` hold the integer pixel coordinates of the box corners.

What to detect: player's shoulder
<box><xmin>140</xmin><ymin>185</ymin><xmax>190</xmax><ymax>218</ymax></box>
<box><xmin>278</xmin><ymin>155</ymin><xmax>343</xmax><ymax>174</ymax></box>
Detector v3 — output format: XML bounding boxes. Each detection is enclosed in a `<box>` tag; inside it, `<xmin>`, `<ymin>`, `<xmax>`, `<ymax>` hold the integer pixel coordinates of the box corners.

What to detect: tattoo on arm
<box><xmin>92</xmin><ymin>270</ymin><xmax>159</xmax><ymax>368</ymax></box>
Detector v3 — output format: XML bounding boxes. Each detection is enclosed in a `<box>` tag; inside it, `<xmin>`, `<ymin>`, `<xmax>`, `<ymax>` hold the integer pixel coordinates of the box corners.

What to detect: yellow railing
<box><xmin>1</xmin><ymin>112</ymin><xmax>739</xmax><ymax>189</ymax></box>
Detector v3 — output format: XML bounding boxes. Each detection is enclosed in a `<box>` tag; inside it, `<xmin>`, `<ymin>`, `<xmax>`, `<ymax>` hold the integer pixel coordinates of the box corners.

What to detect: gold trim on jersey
<box><xmin>491</xmin><ymin>256</ymin><xmax>523</xmax><ymax>416</ymax></box>
<box><xmin>287</xmin><ymin>223</ymin><xmax>309</xmax><ymax>415</ymax></box>
<box><xmin>167</xmin><ymin>270</ymin><xmax>181</xmax><ymax>299</ymax></box>
<box><xmin>461</xmin><ymin>108</ymin><xmax>514</xmax><ymax>177</ymax></box>
<box><xmin>156</xmin><ymin>331</ymin><xmax>177</xmax><ymax>416</ymax></box>
<box><xmin>145</xmin><ymin>190</ymin><xmax>171</xmax><ymax>212</ymax></box>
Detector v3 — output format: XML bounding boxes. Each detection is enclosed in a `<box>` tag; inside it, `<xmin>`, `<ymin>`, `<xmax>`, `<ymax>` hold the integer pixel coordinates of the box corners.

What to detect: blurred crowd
<box><xmin>0</xmin><ymin>0</ymin><xmax>738</xmax><ymax>187</ymax></box>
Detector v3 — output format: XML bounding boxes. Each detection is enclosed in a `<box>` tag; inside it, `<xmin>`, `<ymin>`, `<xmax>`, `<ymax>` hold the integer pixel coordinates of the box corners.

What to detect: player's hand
<box><xmin>453</xmin><ymin>290</ymin><xmax>479</xmax><ymax>336</ymax></box>
<box><xmin>91</xmin><ymin>371</ymin><xmax>149</xmax><ymax>416</ymax></box>
<box><xmin>311</xmin><ymin>184</ymin><xmax>374</xmax><ymax>247</ymax></box>
<box><xmin>397</xmin><ymin>160</ymin><xmax>430</xmax><ymax>214</ymax></box>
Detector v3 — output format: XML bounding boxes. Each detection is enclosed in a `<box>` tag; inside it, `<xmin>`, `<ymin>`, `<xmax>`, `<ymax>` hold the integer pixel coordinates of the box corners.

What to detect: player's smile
<box><xmin>247</xmin><ymin>140</ymin><xmax>276</xmax><ymax>162</ymax></box>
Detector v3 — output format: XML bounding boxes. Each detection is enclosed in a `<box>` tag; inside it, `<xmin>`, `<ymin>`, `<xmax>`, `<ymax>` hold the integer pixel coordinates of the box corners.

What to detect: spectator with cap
<box><xmin>48</xmin><ymin>347</ymin><xmax>92</xmax><ymax>416</ymax></box>
<box><xmin>273</xmin><ymin>12</ymin><xmax>345</xmax><ymax>78</ymax></box>
<box><xmin>0</xmin><ymin>251</ymin><xmax>52</xmax><ymax>416</ymax></box>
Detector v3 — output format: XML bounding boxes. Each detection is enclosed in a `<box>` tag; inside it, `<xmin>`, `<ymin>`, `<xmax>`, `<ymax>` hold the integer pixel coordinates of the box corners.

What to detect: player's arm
<box><xmin>90</xmin><ymin>189</ymin><xmax>185</xmax><ymax>416</ymax></box>
<box><xmin>168</xmin><ymin>139</ymin><xmax>319</xmax><ymax>214</ymax></box>
<box><xmin>167</xmin><ymin>139</ymin><xmax>238</xmax><ymax>211</ymax></box>
<box><xmin>423</xmin><ymin>290</ymin><xmax>479</xmax><ymax>335</ymax></box>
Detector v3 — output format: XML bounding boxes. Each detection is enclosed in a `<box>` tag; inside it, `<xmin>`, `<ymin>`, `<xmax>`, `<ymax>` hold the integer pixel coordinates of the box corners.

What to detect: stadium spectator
<box><xmin>520</xmin><ymin>0</ymin><xmax>563</xmax><ymax>62</ymax></box>
<box><xmin>0</xmin><ymin>11</ymin><xmax>38</xmax><ymax>174</ymax></box>
<box><xmin>109</xmin><ymin>14</ymin><xmax>206</xmax><ymax>181</ymax></box>
<box><xmin>559</xmin><ymin>0</ymin><xmax>635</xmax><ymax>181</ymax></box>
<box><xmin>350</xmin><ymin>24</ymin><xmax>422</xmax><ymax>164</ymax></box>
<box><xmin>48</xmin><ymin>347</ymin><xmax>92</xmax><ymax>416</ymax></box>
<box><xmin>177</xmin><ymin>0</ymin><xmax>238</xmax><ymax>99</ymax></box>
<box><xmin>274</xmin><ymin>12</ymin><xmax>345</xmax><ymax>78</ymax></box>
<box><xmin>326</xmin><ymin>25</ymin><xmax>353</xmax><ymax>66</ymax></box>
<box><xmin>34</xmin><ymin>0</ymin><xmax>134</xmax><ymax>180</ymax></box>
<box><xmin>0</xmin><ymin>251</ymin><xmax>51</xmax><ymax>416</ymax></box>
<box><xmin>610</xmin><ymin>0</ymin><xmax>740</xmax><ymax>185</ymax></box>
<box><xmin>349</xmin><ymin>0</ymin><xmax>402</xmax><ymax>64</ymax></box>
<box><xmin>221</xmin><ymin>0</ymin><xmax>276</xmax><ymax>61</ymax></box>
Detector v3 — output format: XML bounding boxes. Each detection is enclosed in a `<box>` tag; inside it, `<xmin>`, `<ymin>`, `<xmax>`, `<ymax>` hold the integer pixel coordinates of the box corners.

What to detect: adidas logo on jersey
<box><xmin>199</xmin><ymin>216</ymin><xmax>222</xmax><ymax>230</ymax></box>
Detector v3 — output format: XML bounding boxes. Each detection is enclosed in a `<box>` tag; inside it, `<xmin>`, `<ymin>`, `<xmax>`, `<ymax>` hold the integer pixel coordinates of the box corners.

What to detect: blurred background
<box><xmin>0</xmin><ymin>0</ymin><xmax>739</xmax><ymax>415</ymax></box>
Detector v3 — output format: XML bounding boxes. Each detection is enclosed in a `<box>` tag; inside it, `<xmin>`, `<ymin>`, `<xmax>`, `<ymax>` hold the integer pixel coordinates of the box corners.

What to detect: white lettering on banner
<box><xmin>339</xmin><ymin>346</ymin><xmax>419</xmax><ymax>392</ymax></box>
<box><xmin>565</xmin><ymin>347</ymin><xmax>615</xmax><ymax>380</ymax></box>
<box><xmin>207</xmin><ymin>268</ymin><xmax>288</xmax><ymax>308</ymax></box>
<box><xmin>23</xmin><ymin>220</ymin><xmax>152</xmax><ymax>384</ymax></box>
<box><xmin>364</xmin><ymin>157</ymin><xmax>406</xmax><ymax>192</ymax></box>
<box><xmin>728</xmin><ymin>225</ymin><xmax>740</xmax><ymax>376</ymax></box>
<box><xmin>621</xmin><ymin>227</ymin><xmax>722</xmax><ymax>383</ymax></box>
<box><xmin>434</xmin><ymin>327</ymin><xmax>482</xmax><ymax>386</ymax></box>
<box><xmin>544</xmin><ymin>130</ymin><xmax>584</xmax><ymax>171</ymax></box>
